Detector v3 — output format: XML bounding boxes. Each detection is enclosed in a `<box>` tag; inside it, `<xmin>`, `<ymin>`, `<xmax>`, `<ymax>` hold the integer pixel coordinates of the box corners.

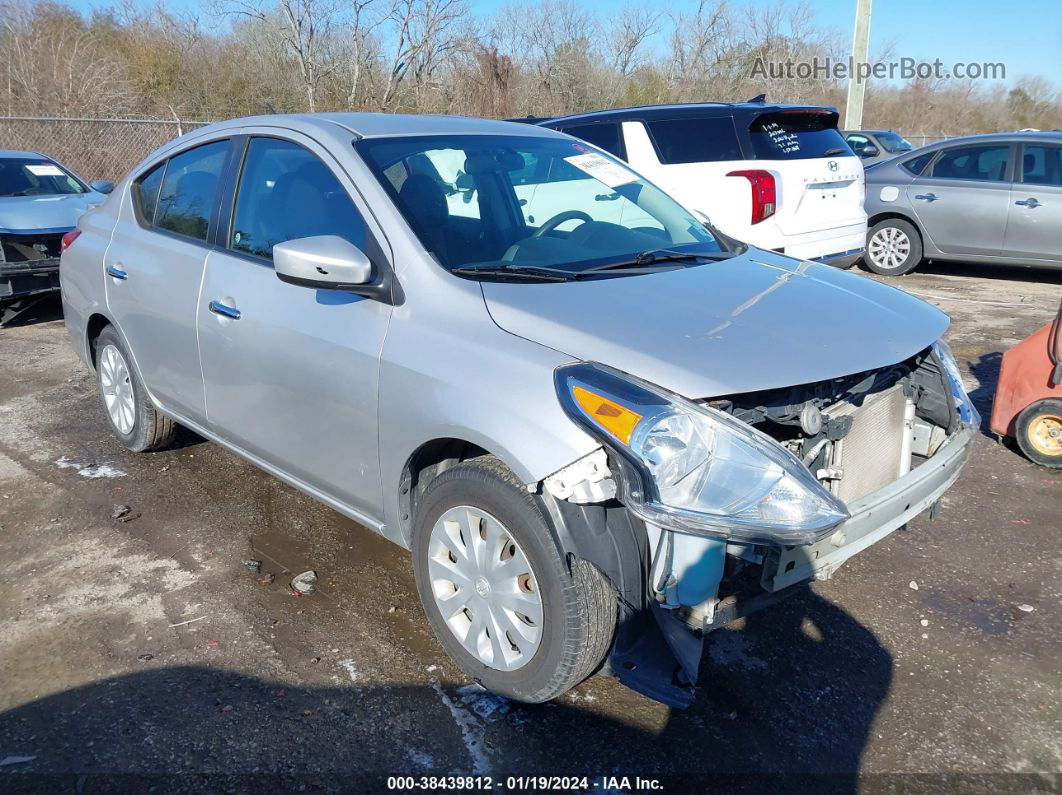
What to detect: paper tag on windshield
<box><xmin>26</xmin><ymin>164</ymin><xmax>64</xmax><ymax>177</ymax></box>
<box><xmin>564</xmin><ymin>153</ymin><xmax>636</xmax><ymax>188</ymax></box>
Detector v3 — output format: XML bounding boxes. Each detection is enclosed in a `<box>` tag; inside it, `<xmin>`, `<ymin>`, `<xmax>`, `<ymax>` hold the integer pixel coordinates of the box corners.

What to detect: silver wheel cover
<box><xmin>868</xmin><ymin>226</ymin><xmax>912</xmax><ymax>270</ymax></box>
<box><xmin>427</xmin><ymin>505</ymin><xmax>543</xmax><ymax>671</ymax></box>
<box><xmin>99</xmin><ymin>344</ymin><xmax>136</xmax><ymax>435</ymax></box>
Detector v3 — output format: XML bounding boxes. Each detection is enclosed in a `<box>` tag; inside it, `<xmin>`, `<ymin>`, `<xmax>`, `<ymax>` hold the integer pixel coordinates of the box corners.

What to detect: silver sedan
<box><xmin>862</xmin><ymin>131</ymin><xmax>1062</xmax><ymax>275</ymax></box>
<box><xmin>61</xmin><ymin>113</ymin><xmax>976</xmax><ymax>706</ymax></box>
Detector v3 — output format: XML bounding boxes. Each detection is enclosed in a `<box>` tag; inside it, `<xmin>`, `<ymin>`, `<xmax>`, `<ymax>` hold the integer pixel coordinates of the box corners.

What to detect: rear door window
<box><xmin>229</xmin><ymin>137</ymin><xmax>366</xmax><ymax>260</ymax></box>
<box><xmin>928</xmin><ymin>145</ymin><xmax>1010</xmax><ymax>182</ymax></box>
<box><xmin>557</xmin><ymin>123</ymin><xmax>626</xmax><ymax>159</ymax></box>
<box><xmin>748</xmin><ymin>111</ymin><xmax>851</xmax><ymax>160</ymax></box>
<box><xmin>646</xmin><ymin>117</ymin><xmax>743</xmax><ymax>164</ymax></box>
<box><xmin>1020</xmin><ymin>144</ymin><xmax>1062</xmax><ymax>186</ymax></box>
<box><xmin>155</xmin><ymin>140</ymin><xmax>229</xmax><ymax>241</ymax></box>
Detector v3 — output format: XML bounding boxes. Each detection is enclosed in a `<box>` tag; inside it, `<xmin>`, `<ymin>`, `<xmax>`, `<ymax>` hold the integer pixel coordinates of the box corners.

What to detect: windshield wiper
<box><xmin>583</xmin><ymin>248</ymin><xmax>734</xmax><ymax>273</ymax></box>
<box><xmin>451</xmin><ymin>263</ymin><xmax>576</xmax><ymax>282</ymax></box>
<box><xmin>822</xmin><ymin>147</ymin><xmax>849</xmax><ymax>156</ymax></box>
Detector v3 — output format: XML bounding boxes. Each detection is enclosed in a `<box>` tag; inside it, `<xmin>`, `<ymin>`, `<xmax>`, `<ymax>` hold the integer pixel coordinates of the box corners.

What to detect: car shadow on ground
<box><xmin>0</xmin><ymin>294</ymin><xmax>63</xmax><ymax>328</ymax></box>
<box><xmin>0</xmin><ymin>590</ymin><xmax>891</xmax><ymax>793</ymax></box>
<box><xmin>910</xmin><ymin>260</ymin><xmax>1062</xmax><ymax>284</ymax></box>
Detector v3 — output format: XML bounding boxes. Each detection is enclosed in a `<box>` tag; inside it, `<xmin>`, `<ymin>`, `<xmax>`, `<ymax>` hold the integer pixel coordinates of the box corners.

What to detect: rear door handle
<box><xmin>208</xmin><ymin>300</ymin><xmax>241</xmax><ymax>320</ymax></box>
<box><xmin>106</xmin><ymin>264</ymin><xmax>128</xmax><ymax>280</ymax></box>
<box><xmin>1015</xmin><ymin>197</ymin><xmax>1042</xmax><ymax>208</ymax></box>
<box><xmin>914</xmin><ymin>193</ymin><xmax>938</xmax><ymax>202</ymax></box>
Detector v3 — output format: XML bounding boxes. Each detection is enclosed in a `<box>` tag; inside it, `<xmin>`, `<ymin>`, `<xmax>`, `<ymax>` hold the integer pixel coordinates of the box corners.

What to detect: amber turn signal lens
<box><xmin>572</xmin><ymin>386</ymin><xmax>642</xmax><ymax>444</ymax></box>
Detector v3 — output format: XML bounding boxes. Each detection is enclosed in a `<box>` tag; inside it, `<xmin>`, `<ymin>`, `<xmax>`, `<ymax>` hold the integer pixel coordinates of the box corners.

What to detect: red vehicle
<box><xmin>991</xmin><ymin>298</ymin><xmax>1062</xmax><ymax>467</ymax></box>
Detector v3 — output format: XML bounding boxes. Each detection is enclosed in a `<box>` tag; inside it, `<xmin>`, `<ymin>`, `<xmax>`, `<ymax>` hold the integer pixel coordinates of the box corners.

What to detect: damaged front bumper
<box><xmin>539</xmin><ymin>414</ymin><xmax>977</xmax><ymax>708</ymax></box>
<box><xmin>0</xmin><ymin>228</ymin><xmax>68</xmax><ymax>304</ymax></box>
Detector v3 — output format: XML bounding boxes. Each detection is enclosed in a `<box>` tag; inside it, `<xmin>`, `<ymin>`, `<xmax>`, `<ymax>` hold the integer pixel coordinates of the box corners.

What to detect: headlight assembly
<box><xmin>556</xmin><ymin>362</ymin><xmax>850</xmax><ymax>546</ymax></box>
<box><xmin>932</xmin><ymin>340</ymin><xmax>980</xmax><ymax>429</ymax></box>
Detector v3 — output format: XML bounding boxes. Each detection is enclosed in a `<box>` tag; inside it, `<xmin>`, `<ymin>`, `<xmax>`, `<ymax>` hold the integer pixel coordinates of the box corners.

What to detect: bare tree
<box><xmin>215</xmin><ymin>0</ymin><xmax>338</xmax><ymax>111</ymax></box>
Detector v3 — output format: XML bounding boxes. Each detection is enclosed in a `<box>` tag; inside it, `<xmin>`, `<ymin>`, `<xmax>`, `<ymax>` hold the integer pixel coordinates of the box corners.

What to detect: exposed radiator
<box><xmin>824</xmin><ymin>384</ymin><xmax>913</xmax><ymax>503</ymax></box>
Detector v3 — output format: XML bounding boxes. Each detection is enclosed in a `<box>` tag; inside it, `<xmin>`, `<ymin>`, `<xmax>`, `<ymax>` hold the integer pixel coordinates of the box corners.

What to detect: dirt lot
<box><xmin>0</xmin><ymin>263</ymin><xmax>1059</xmax><ymax>793</ymax></box>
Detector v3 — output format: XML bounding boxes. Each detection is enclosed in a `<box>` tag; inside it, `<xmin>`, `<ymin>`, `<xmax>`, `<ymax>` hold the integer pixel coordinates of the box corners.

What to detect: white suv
<box><xmin>531</xmin><ymin>102</ymin><xmax>868</xmax><ymax>267</ymax></box>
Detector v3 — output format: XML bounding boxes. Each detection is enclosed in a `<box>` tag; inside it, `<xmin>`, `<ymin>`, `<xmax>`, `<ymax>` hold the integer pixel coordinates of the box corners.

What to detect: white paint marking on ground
<box><xmin>54</xmin><ymin>456</ymin><xmax>127</xmax><ymax>479</ymax></box>
<box><xmin>337</xmin><ymin>658</ymin><xmax>360</xmax><ymax>682</ymax></box>
<box><xmin>430</xmin><ymin>681</ymin><xmax>492</xmax><ymax>775</ymax></box>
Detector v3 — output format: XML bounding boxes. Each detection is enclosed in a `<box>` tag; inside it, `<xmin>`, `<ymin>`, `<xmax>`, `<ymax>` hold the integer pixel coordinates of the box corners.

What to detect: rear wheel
<box><xmin>411</xmin><ymin>456</ymin><xmax>616</xmax><ymax>702</ymax></box>
<box><xmin>94</xmin><ymin>326</ymin><xmax>177</xmax><ymax>452</ymax></box>
<box><xmin>1015</xmin><ymin>399</ymin><xmax>1062</xmax><ymax>468</ymax></box>
<box><xmin>865</xmin><ymin>218</ymin><xmax>922</xmax><ymax>275</ymax></box>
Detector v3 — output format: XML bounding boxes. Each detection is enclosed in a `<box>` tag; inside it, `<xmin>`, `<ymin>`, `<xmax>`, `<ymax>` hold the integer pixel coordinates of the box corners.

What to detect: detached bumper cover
<box><xmin>763</xmin><ymin>421</ymin><xmax>977</xmax><ymax>592</ymax></box>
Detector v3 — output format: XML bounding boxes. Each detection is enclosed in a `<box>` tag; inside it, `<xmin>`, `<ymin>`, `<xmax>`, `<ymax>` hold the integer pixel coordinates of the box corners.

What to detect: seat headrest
<box><xmin>398</xmin><ymin>174</ymin><xmax>448</xmax><ymax>228</ymax></box>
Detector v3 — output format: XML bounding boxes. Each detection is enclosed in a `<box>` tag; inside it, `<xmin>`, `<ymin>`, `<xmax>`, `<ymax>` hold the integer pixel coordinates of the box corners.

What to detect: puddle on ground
<box><xmin>921</xmin><ymin>592</ymin><xmax>1026</xmax><ymax>636</ymax></box>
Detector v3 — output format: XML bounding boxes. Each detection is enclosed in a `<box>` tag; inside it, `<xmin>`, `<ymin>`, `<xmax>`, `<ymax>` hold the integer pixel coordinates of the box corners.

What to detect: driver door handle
<box><xmin>1015</xmin><ymin>197</ymin><xmax>1042</xmax><ymax>208</ymax></box>
<box><xmin>208</xmin><ymin>300</ymin><xmax>241</xmax><ymax>320</ymax></box>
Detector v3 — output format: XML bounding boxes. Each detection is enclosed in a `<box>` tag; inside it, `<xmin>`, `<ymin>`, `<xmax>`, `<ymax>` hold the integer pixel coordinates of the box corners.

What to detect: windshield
<box><xmin>356</xmin><ymin>134</ymin><xmax>724</xmax><ymax>277</ymax></box>
<box><xmin>874</xmin><ymin>131</ymin><xmax>914</xmax><ymax>154</ymax></box>
<box><xmin>0</xmin><ymin>157</ymin><xmax>87</xmax><ymax>197</ymax></box>
<box><xmin>748</xmin><ymin>111</ymin><xmax>852</xmax><ymax>160</ymax></box>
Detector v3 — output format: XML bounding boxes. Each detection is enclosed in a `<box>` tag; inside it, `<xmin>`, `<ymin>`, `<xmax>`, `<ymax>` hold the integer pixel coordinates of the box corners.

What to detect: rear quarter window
<box><xmin>748</xmin><ymin>111</ymin><xmax>851</xmax><ymax>160</ymax></box>
<box><xmin>900</xmin><ymin>151</ymin><xmax>934</xmax><ymax>176</ymax></box>
<box><xmin>132</xmin><ymin>162</ymin><xmax>165</xmax><ymax>224</ymax></box>
<box><xmin>646</xmin><ymin>117</ymin><xmax>743</xmax><ymax>164</ymax></box>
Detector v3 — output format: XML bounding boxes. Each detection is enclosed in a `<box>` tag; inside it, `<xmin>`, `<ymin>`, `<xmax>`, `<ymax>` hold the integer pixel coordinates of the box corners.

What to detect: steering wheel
<box><xmin>532</xmin><ymin>210</ymin><xmax>593</xmax><ymax>238</ymax></box>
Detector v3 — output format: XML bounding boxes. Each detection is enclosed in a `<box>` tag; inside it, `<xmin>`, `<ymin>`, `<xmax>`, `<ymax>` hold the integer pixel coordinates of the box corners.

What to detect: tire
<box><xmin>411</xmin><ymin>455</ymin><xmax>616</xmax><ymax>702</ymax></box>
<box><xmin>864</xmin><ymin>218</ymin><xmax>923</xmax><ymax>275</ymax></box>
<box><xmin>1015</xmin><ymin>399</ymin><xmax>1062</xmax><ymax>468</ymax></box>
<box><xmin>93</xmin><ymin>326</ymin><xmax>177</xmax><ymax>452</ymax></box>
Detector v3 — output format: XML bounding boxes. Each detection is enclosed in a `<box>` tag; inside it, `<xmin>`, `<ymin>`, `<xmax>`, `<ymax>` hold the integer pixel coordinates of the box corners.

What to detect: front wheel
<box><xmin>411</xmin><ymin>456</ymin><xmax>616</xmax><ymax>702</ymax></box>
<box><xmin>864</xmin><ymin>218</ymin><xmax>923</xmax><ymax>275</ymax></box>
<box><xmin>1015</xmin><ymin>399</ymin><xmax>1062</xmax><ymax>468</ymax></box>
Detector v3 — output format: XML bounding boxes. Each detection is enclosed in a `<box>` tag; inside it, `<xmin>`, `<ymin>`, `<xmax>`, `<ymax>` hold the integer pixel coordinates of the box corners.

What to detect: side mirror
<box><xmin>273</xmin><ymin>235</ymin><xmax>372</xmax><ymax>291</ymax></box>
<box><xmin>90</xmin><ymin>179</ymin><xmax>114</xmax><ymax>194</ymax></box>
<box><xmin>861</xmin><ymin>145</ymin><xmax>879</xmax><ymax>159</ymax></box>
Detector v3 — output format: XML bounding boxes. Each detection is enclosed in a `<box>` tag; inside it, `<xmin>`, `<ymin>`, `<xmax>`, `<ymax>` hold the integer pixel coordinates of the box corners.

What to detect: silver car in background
<box><xmin>863</xmin><ymin>132</ymin><xmax>1062</xmax><ymax>275</ymax></box>
<box><xmin>61</xmin><ymin>113</ymin><xmax>977</xmax><ymax>707</ymax></box>
<box><xmin>0</xmin><ymin>150</ymin><xmax>112</xmax><ymax>325</ymax></box>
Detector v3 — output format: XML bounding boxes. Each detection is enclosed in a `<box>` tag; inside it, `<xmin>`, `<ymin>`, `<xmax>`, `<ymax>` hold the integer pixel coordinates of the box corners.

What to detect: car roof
<box><xmin>0</xmin><ymin>149</ymin><xmax>50</xmax><ymax>159</ymax></box>
<box><xmin>186</xmin><ymin>113</ymin><xmax>564</xmax><ymax>140</ymax></box>
<box><xmin>533</xmin><ymin>102</ymin><xmax>839</xmax><ymax>127</ymax></box>
<box><xmin>894</xmin><ymin>131</ymin><xmax>1062</xmax><ymax>154</ymax></box>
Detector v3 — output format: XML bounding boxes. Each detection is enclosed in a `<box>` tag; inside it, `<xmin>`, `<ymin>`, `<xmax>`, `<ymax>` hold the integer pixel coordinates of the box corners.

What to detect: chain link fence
<box><xmin>0</xmin><ymin>115</ymin><xmax>958</xmax><ymax>184</ymax></box>
<box><xmin>0</xmin><ymin>116</ymin><xmax>212</xmax><ymax>182</ymax></box>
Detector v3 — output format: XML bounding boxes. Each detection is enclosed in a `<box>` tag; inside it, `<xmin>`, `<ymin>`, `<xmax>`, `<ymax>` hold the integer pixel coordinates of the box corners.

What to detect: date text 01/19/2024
<box><xmin>385</xmin><ymin>775</ymin><xmax>665</xmax><ymax>791</ymax></box>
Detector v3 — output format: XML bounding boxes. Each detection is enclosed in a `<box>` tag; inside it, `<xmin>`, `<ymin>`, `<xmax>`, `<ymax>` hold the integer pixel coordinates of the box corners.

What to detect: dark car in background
<box><xmin>0</xmin><ymin>150</ymin><xmax>112</xmax><ymax>325</ymax></box>
<box><xmin>861</xmin><ymin>132</ymin><xmax>1062</xmax><ymax>275</ymax></box>
<box><xmin>842</xmin><ymin>129</ymin><xmax>915</xmax><ymax>163</ymax></box>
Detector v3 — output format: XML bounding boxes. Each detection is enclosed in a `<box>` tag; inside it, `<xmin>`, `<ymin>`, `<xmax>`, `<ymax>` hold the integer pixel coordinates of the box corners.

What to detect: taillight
<box><xmin>727</xmin><ymin>170</ymin><xmax>776</xmax><ymax>225</ymax></box>
<box><xmin>61</xmin><ymin>228</ymin><xmax>82</xmax><ymax>253</ymax></box>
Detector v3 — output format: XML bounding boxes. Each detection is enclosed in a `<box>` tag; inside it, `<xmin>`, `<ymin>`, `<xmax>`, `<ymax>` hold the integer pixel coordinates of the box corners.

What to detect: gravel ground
<box><xmin>0</xmin><ymin>262</ymin><xmax>1059</xmax><ymax>793</ymax></box>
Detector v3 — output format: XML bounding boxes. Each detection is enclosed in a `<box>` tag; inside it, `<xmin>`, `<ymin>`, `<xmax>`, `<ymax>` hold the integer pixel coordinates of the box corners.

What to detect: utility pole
<box><xmin>844</xmin><ymin>0</ymin><xmax>873</xmax><ymax>130</ymax></box>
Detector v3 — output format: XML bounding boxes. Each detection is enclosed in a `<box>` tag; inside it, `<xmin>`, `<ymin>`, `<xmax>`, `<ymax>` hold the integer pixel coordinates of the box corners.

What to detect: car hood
<box><xmin>0</xmin><ymin>192</ymin><xmax>105</xmax><ymax>233</ymax></box>
<box><xmin>481</xmin><ymin>250</ymin><xmax>949</xmax><ymax>398</ymax></box>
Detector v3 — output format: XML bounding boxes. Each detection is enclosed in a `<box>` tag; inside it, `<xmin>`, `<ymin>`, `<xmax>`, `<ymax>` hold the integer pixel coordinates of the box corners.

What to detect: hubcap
<box><xmin>427</xmin><ymin>506</ymin><xmax>543</xmax><ymax>671</ymax></box>
<box><xmin>868</xmin><ymin>226</ymin><xmax>912</xmax><ymax>270</ymax></box>
<box><xmin>99</xmin><ymin>344</ymin><xmax>135</xmax><ymax>435</ymax></box>
<box><xmin>1028</xmin><ymin>413</ymin><xmax>1062</xmax><ymax>457</ymax></box>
